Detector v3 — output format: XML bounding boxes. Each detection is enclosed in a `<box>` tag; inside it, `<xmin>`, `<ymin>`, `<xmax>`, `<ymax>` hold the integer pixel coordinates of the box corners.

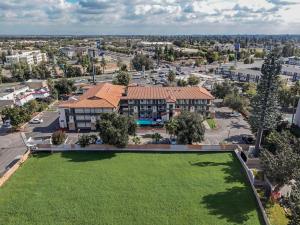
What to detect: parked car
<box><xmin>30</xmin><ymin>118</ymin><xmax>43</xmax><ymax>124</ymax></box>
<box><xmin>2</xmin><ymin>120</ymin><xmax>12</xmax><ymax>128</ymax></box>
<box><xmin>95</xmin><ymin>138</ymin><xmax>103</xmax><ymax>144</ymax></box>
<box><xmin>229</xmin><ymin>112</ymin><xmax>241</xmax><ymax>117</ymax></box>
<box><xmin>170</xmin><ymin>138</ymin><xmax>177</xmax><ymax>145</ymax></box>
<box><xmin>242</xmin><ymin>135</ymin><xmax>255</xmax><ymax>144</ymax></box>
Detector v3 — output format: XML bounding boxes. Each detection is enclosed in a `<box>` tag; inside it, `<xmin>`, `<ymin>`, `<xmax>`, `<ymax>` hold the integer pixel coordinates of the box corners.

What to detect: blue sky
<box><xmin>0</xmin><ymin>0</ymin><xmax>300</xmax><ymax>35</ymax></box>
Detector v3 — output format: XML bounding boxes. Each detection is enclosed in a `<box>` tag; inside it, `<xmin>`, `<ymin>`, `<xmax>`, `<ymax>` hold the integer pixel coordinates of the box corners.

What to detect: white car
<box><xmin>95</xmin><ymin>138</ymin><xmax>103</xmax><ymax>144</ymax></box>
<box><xmin>2</xmin><ymin>120</ymin><xmax>12</xmax><ymax>128</ymax></box>
<box><xmin>229</xmin><ymin>112</ymin><xmax>241</xmax><ymax>117</ymax></box>
<box><xmin>30</xmin><ymin>118</ymin><xmax>43</xmax><ymax>124</ymax></box>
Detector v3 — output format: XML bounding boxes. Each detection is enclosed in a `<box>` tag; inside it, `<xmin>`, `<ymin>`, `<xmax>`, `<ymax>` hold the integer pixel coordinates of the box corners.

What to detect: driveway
<box><xmin>204</xmin><ymin>107</ymin><xmax>253</xmax><ymax>144</ymax></box>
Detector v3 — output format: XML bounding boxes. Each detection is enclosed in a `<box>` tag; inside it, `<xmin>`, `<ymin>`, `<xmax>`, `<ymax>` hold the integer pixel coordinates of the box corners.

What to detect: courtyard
<box><xmin>0</xmin><ymin>152</ymin><xmax>263</xmax><ymax>225</ymax></box>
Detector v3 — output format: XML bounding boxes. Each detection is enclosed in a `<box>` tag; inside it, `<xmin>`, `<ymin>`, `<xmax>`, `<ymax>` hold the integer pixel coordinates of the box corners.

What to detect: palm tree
<box><xmin>165</xmin><ymin>118</ymin><xmax>178</xmax><ymax>138</ymax></box>
<box><xmin>100</xmin><ymin>57</ymin><xmax>106</xmax><ymax>74</ymax></box>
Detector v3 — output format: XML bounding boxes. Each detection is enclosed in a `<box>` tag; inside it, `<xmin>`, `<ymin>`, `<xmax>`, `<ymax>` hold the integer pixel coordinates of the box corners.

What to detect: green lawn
<box><xmin>206</xmin><ymin>118</ymin><xmax>217</xmax><ymax>129</ymax></box>
<box><xmin>0</xmin><ymin>152</ymin><xmax>264</xmax><ymax>225</ymax></box>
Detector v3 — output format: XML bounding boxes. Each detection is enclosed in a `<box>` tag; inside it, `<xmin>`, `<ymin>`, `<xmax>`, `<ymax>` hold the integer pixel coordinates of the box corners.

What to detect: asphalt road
<box><xmin>0</xmin><ymin>132</ymin><xmax>27</xmax><ymax>176</ymax></box>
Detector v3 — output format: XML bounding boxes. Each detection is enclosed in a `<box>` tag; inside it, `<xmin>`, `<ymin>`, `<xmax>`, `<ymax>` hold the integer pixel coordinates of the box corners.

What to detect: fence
<box><xmin>34</xmin><ymin>143</ymin><xmax>238</xmax><ymax>152</ymax></box>
<box><xmin>234</xmin><ymin>149</ymin><xmax>270</xmax><ymax>225</ymax></box>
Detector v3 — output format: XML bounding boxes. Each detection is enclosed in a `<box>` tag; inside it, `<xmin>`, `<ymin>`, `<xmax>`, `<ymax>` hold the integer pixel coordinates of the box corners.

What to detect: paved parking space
<box><xmin>204</xmin><ymin>107</ymin><xmax>253</xmax><ymax>144</ymax></box>
<box><xmin>24</xmin><ymin>104</ymin><xmax>60</xmax><ymax>139</ymax></box>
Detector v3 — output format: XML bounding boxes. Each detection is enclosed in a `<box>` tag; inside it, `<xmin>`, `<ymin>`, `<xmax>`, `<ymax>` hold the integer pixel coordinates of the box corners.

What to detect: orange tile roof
<box><xmin>59</xmin><ymin>83</ymin><xmax>214</xmax><ymax>109</ymax></box>
<box><xmin>59</xmin><ymin>83</ymin><xmax>125</xmax><ymax>108</ymax></box>
<box><xmin>121</xmin><ymin>86</ymin><xmax>214</xmax><ymax>100</ymax></box>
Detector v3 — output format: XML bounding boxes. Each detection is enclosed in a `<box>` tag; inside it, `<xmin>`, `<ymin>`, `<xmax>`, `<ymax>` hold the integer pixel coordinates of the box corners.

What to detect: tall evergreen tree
<box><xmin>249</xmin><ymin>51</ymin><xmax>281</xmax><ymax>152</ymax></box>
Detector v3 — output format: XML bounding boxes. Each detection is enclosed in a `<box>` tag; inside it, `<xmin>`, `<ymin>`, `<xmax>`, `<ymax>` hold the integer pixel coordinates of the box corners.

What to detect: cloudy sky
<box><xmin>0</xmin><ymin>0</ymin><xmax>300</xmax><ymax>35</ymax></box>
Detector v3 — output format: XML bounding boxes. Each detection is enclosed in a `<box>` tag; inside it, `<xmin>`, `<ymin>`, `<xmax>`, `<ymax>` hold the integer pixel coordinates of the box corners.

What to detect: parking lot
<box><xmin>24</xmin><ymin>103</ymin><xmax>60</xmax><ymax>140</ymax></box>
<box><xmin>204</xmin><ymin>106</ymin><xmax>253</xmax><ymax>144</ymax></box>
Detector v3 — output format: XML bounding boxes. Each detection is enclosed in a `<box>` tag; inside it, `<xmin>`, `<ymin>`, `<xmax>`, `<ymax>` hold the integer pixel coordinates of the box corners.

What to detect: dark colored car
<box><xmin>242</xmin><ymin>135</ymin><xmax>255</xmax><ymax>144</ymax></box>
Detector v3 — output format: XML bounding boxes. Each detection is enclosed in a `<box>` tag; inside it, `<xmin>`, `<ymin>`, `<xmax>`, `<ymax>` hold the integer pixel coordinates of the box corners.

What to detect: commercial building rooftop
<box><xmin>121</xmin><ymin>86</ymin><xmax>214</xmax><ymax>100</ymax></box>
<box><xmin>59</xmin><ymin>83</ymin><xmax>214</xmax><ymax>109</ymax></box>
<box><xmin>59</xmin><ymin>83</ymin><xmax>125</xmax><ymax>109</ymax></box>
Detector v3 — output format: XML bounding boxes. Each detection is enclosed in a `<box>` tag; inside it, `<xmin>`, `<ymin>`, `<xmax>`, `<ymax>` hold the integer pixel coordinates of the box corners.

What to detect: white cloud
<box><xmin>0</xmin><ymin>0</ymin><xmax>299</xmax><ymax>34</ymax></box>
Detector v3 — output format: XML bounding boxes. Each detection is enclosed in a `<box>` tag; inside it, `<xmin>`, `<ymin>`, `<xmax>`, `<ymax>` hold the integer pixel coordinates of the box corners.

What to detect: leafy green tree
<box><xmin>291</xmin><ymin>81</ymin><xmax>300</xmax><ymax>109</ymax></box>
<box><xmin>242</xmin><ymin>82</ymin><xmax>257</xmax><ymax>98</ymax></box>
<box><xmin>97</xmin><ymin>113</ymin><xmax>136</xmax><ymax>147</ymax></box>
<box><xmin>12</xmin><ymin>62</ymin><xmax>31</xmax><ymax>81</ymax></box>
<box><xmin>289</xmin><ymin>180</ymin><xmax>300</xmax><ymax>225</ymax></box>
<box><xmin>78</xmin><ymin>134</ymin><xmax>91</xmax><ymax>147</ymax></box>
<box><xmin>261</xmin><ymin>141</ymin><xmax>300</xmax><ymax>190</ymax></box>
<box><xmin>31</xmin><ymin>63</ymin><xmax>51</xmax><ymax>79</ymax></box>
<box><xmin>24</xmin><ymin>100</ymin><xmax>39</xmax><ymax>114</ymax></box>
<box><xmin>152</xmin><ymin>133</ymin><xmax>163</xmax><ymax>144</ymax></box>
<box><xmin>127</xmin><ymin>116</ymin><xmax>137</xmax><ymax>136</ymax></box>
<box><xmin>282</xmin><ymin>44</ymin><xmax>295</xmax><ymax>57</ymax></box>
<box><xmin>187</xmin><ymin>75</ymin><xmax>200</xmax><ymax>86</ymax></box>
<box><xmin>132</xmin><ymin>136</ymin><xmax>141</xmax><ymax>145</ymax></box>
<box><xmin>52</xmin><ymin>130</ymin><xmax>67</xmax><ymax>145</ymax></box>
<box><xmin>112</xmin><ymin>71</ymin><xmax>131</xmax><ymax>86</ymax></box>
<box><xmin>249</xmin><ymin>51</ymin><xmax>281</xmax><ymax>151</ymax></box>
<box><xmin>167</xmin><ymin>70</ymin><xmax>176</xmax><ymax>83</ymax></box>
<box><xmin>177</xmin><ymin>79</ymin><xmax>187</xmax><ymax>87</ymax></box>
<box><xmin>172</xmin><ymin>111</ymin><xmax>205</xmax><ymax>144</ymax></box>
<box><xmin>212</xmin><ymin>80</ymin><xmax>232</xmax><ymax>99</ymax></box>
<box><xmin>77</xmin><ymin>134</ymin><xmax>97</xmax><ymax>147</ymax></box>
<box><xmin>278</xmin><ymin>83</ymin><xmax>292</xmax><ymax>108</ymax></box>
<box><xmin>54</xmin><ymin>78</ymin><xmax>76</xmax><ymax>95</ymax></box>
<box><xmin>65</xmin><ymin>65</ymin><xmax>83</xmax><ymax>77</ymax></box>
<box><xmin>131</xmin><ymin>54</ymin><xmax>154</xmax><ymax>71</ymax></box>
<box><xmin>1</xmin><ymin>106</ymin><xmax>31</xmax><ymax>128</ymax></box>
<box><xmin>165</xmin><ymin>118</ymin><xmax>178</xmax><ymax>138</ymax></box>
<box><xmin>224</xmin><ymin>91</ymin><xmax>247</xmax><ymax>112</ymax></box>
<box><xmin>206</xmin><ymin>51</ymin><xmax>219</xmax><ymax>64</ymax></box>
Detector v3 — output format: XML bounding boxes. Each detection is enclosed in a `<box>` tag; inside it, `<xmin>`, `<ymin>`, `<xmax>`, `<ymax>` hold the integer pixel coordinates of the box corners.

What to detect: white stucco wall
<box><xmin>294</xmin><ymin>99</ymin><xmax>300</xmax><ymax>127</ymax></box>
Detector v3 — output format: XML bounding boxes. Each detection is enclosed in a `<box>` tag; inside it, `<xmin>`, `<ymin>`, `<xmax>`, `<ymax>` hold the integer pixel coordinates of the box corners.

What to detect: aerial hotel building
<box><xmin>59</xmin><ymin>83</ymin><xmax>214</xmax><ymax>130</ymax></box>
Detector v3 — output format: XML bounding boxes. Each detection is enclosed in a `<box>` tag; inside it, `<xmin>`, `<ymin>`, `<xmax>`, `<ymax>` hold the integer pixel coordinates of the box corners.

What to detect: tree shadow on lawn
<box><xmin>189</xmin><ymin>158</ymin><xmax>245</xmax><ymax>184</ymax></box>
<box><xmin>201</xmin><ymin>186</ymin><xmax>262</xmax><ymax>224</ymax></box>
<box><xmin>60</xmin><ymin>152</ymin><xmax>116</xmax><ymax>162</ymax></box>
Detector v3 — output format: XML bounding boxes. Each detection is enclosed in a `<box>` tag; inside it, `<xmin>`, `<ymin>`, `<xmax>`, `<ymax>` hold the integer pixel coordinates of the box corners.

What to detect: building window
<box><xmin>77</xmin><ymin>122</ymin><xmax>91</xmax><ymax>128</ymax></box>
<box><xmin>84</xmin><ymin>108</ymin><xmax>91</xmax><ymax>113</ymax></box>
<box><xmin>76</xmin><ymin>115</ymin><xmax>85</xmax><ymax>120</ymax></box>
<box><xmin>75</xmin><ymin>108</ymin><xmax>84</xmax><ymax>113</ymax></box>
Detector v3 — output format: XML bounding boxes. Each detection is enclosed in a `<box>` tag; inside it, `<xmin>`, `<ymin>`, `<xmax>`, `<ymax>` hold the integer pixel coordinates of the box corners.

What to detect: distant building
<box><xmin>213</xmin><ymin>43</ymin><xmax>235</xmax><ymax>52</ymax></box>
<box><xmin>5</xmin><ymin>50</ymin><xmax>47</xmax><ymax>66</ymax></box>
<box><xmin>58</xmin><ymin>83</ymin><xmax>214</xmax><ymax>130</ymax></box>
<box><xmin>60</xmin><ymin>47</ymin><xmax>76</xmax><ymax>59</ymax></box>
<box><xmin>287</xmin><ymin>56</ymin><xmax>300</xmax><ymax>66</ymax></box>
<box><xmin>26</xmin><ymin>79</ymin><xmax>48</xmax><ymax>90</ymax></box>
<box><xmin>0</xmin><ymin>83</ymin><xmax>50</xmax><ymax>107</ymax></box>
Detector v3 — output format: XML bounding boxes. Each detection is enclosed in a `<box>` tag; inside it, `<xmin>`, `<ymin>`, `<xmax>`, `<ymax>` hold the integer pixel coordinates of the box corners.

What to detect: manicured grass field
<box><xmin>0</xmin><ymin>152</ymin><xmax>264</xmax><ymax>225</ymax></box>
